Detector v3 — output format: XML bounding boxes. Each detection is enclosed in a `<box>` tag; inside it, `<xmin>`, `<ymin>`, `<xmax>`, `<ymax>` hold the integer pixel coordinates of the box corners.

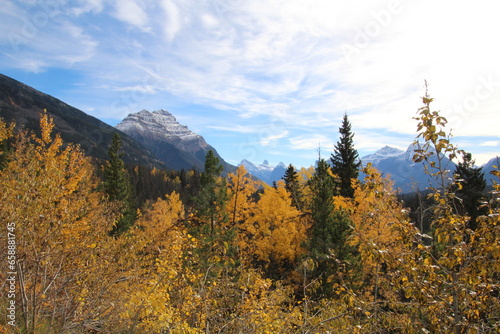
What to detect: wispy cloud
<box><xmin>289</xmin><ymin>134</ymin><xmax>333</xmax><ymax>151</ymax></box>
<box><xmin>0</xmin><ymin>0</ymin><xmax>499</xmax><ymax>167</ymax></box>
<box><xmin>112</xmin><ymin>0</ymin><xmax>150</xmax><ymax>31</ymax></box>
<box><xmin>480</xmin><ymin>141</ymin><xmax>499</xmax><ymax>147</ymax></box>
<box><xmin>113</xmin><ymin>85</ymin><xmax>157</xmax><ymax>94</ymax></box>
<box><xmin>259</xmin><ymin>130</ymin><xmax>289</xmax><ymax>147</ymax></box>
<box><xmin>207</xmin><ymin>124</ymin><xmax>259</xmax><ymax>134</ymax></box>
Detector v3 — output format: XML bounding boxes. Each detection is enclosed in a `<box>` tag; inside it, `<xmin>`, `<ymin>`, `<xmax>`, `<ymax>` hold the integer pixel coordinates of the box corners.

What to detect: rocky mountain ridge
<box><xmin>361</xmin><ymin>144</ymin><xmax>498</xmax><ymax>193</ymax></box>
<box><xmin>116</xmin><ymin>109</ymin><xmax>236</xmax><ymax>173</ymax></box>
<box><xmin>117</xmin><ymin>109</ymin><xmax>206</xmax><ymax>152</ymax></box>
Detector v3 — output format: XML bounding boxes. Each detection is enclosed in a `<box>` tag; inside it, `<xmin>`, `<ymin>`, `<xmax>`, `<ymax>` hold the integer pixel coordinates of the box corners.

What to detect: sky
<box><xmin>1</xmin><ymin>0</ymin><xmax>499</xmax><ymax>168</ymax></box>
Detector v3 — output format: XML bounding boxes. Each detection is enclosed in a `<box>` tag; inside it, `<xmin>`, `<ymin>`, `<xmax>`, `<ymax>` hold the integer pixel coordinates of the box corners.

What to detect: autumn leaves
<box><xmin>1</xmin><ymin>100</ymin><xmax>499</xmax><ymax>333</ymax></box>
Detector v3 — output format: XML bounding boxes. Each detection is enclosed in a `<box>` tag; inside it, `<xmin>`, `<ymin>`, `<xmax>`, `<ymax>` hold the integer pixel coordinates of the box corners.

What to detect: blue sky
<box><xmin>1</xmin><ymin>0</ymin><xmax>499</xmax><ymax>168</ymax></box>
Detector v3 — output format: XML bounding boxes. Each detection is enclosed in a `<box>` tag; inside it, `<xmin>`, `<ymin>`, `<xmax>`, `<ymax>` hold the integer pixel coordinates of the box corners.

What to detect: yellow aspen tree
<box><xmin>0</xmin><ymin>113</ymin><xmax>120</xmax><ymax>333</ymax></box>
<box><xmin>0</xmin><ymin>117</ymin><xmax>14</xmax><ymax>151</ymax></box>
<box><xmin>231</xmin><ymin>269</ymin><xmax>301</xmax><ymax>333</ymax></box>
<box><xmin>226</xmin><ymin>165</ymin><xmax>259</xmax><ymax>228</ymax></box>
<box><xmin>0</xmin><ymin>117</ymin><xmax>14</xmax><ymax>173</ymax></box>
<box><xmin>239</xmin><ymin>182</ymin><xmax>309</xmax><ymax>275</ymax></box>
<box><xmin>297</xmin><ymin>166</ymin><xmax>315</xmax><ymax>210</ymax></box>
<box><xmin>392</xmin><ymin>89</ymin><xmax>500</xmax><ymax>333</ymax></box>
<box><xmin>120</xmin><ymin>192</ymin><xmax>204</xmax><ymax>333</ymax></box>
<box><xmin>342</xmin><ymin>164</ymin><xmax>408</xmax><ymax>299</ymax></box>
<box><xmin>330</xmin><ymin>165</ymin><xmax>417</xmax><ymax>333</ymax></box>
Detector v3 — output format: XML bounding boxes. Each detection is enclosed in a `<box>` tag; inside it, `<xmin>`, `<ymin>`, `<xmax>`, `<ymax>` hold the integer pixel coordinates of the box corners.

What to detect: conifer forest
<box><xmin>1</xmin><ymin>93</ymin><xmax>499</xmax><ymax>333</ymax></box>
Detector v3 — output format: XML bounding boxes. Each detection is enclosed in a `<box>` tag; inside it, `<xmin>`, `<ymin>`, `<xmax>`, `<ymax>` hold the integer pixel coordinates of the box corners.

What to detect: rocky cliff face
<box><xmin>116</xmin><ymin>109</ymin><xmax>235</xmax><ymax>172</ymax></box>
<box><xmin>117</xmin><ymin>109</ymin><xmax>209</xmax><ymax>153</ymax></box>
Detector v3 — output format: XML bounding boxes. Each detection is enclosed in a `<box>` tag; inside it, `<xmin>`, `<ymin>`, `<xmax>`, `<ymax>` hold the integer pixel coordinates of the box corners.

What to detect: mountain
<box><xmin>482</xmin><ymin>156</ymin><xmax>500</xmax><ymax>185</ymax></box>
<box><xmin>0</xmin><ymin>73</ymin><xmax>161</xmax><ymax>167</ymax></box>
<box><xmin>116</xmin><ymin>109</ymin><xmax>236</xmax><ymax>173</ymax></box>
<box><xmin>239</xmin><ymin>159</ymin><xmax>286</xmax><ymax>185</ymax></box>
<box><xmin>361</xmin><ymin>144</ymin><xmax>457</xmax><ymax>193</ymax></box>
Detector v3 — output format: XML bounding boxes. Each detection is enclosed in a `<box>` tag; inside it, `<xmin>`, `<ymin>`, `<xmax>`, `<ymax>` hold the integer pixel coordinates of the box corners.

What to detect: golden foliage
<box><xmin>1</xmin><ymin>105</ymin><xmax>498</xmax><ymax>333</ymax></box>
<box><xmin>237</xmin><ymin>183</ymin><xmax>309</xmax><ymax>270</ymax></box>
<box><xmin>226</xmin><ymin>165</ymin><xmax>259</xmax><ymax>227</ymax></box>
<box><xmin>345</xmin><ymin>164</ymin><xmax>408</xmax><ymax>291</ymax></box>
<box><xmin>0</xmin><ymin>117</ymin><xmax>14</xmax><ymax>144</ymax></box>
<box><xmin>0</xmin><ymin>113</ymin><xmax>120</xmax><ymax>332</ymax></box>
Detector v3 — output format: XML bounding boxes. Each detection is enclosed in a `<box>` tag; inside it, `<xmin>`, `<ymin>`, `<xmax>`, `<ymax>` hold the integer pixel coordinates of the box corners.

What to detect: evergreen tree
<box><xmin>196</xmin><ymin>150</ymin><xmax>228</xmax><ymax>232</ymax></box>
<box><xmin>282</xmin><ymin>163</ymin><xmax>303</xmax><ymax>211</ymax></box>
<box><xmin>103</xmin><ymin>133</ymin><xmax>136</xmax><ymax>235</ymax></box>
<box><xmin>308</xmin><ymin>157</ymin><xmax>352</xmax><ymax>296</ymax></box>
<box><xmin>330</xmin><ymin>113</ymin><xmax>361</xmax><ymax>198</ymax></box>
<box><xmin>453</xmin><ymin>152</ymin><xmax>487</xmax><ymax>230</ymax></box>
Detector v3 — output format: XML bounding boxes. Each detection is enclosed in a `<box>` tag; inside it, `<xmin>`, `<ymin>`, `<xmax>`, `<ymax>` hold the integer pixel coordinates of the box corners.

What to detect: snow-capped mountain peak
<box><xmin>115</xmin><ymin>109</ymin><xmax>235</xmax><ymax>172</ymax></box>
<box><xmin>362</xmin><ymin>146</ymin><xmax>405</xmax><ymax>165</ymax></box>
<box><xmin>239</xmin><ymin>159</ymin><xmax>286</xmax><ymax>185</ymax></box>
<box><xmin>360</xmin><ymin>143</ymin><xmax>457</xmax><ymax>193</ymax></box>
<box><xmin>117</xmin><ymin>109</ymin><xmax>201</xmax><ymax>141</ymax></box>
<box><xmin>257</xmin><ymin>160</ymin><xmax>275</xmax><ymax>172</ymax></box>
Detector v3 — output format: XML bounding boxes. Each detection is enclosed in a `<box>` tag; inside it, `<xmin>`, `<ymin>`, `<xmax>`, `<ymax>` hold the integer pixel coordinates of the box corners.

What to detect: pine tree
<box><xmin>282</xmin><ymin>163</ymin><xmax>303</xmax><ymax>211</ymax></box>
<box><xmin>330</xmin><ymin>113</ymin><xmax>361</xmax><ymax>198</ymax></box>
<box><xmin>103</xmin><ymin>133</ymin><xmax>136</xmax><ymax>235</ymax></box>
<box><xmin>309</xmin><ymin>158</ymin><xmax>338</xmax><ymax>256</ymax></box>
<box><xmin>196</xmin><ymin>150</ymin><xmax>228</xmax><ymax>232</ymax></box>
<box><xmin>453</xmin><ymin>152</ymin><xmax>487</xmax><ymax>230</ymax></box>
<box><xmin>308</xmin><ymin>157</ymin><xmax>352</xmax><ymax>296</ymax></box>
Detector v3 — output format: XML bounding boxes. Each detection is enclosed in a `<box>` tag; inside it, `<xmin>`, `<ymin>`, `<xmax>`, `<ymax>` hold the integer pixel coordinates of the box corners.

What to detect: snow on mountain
<box><xmin>361</xmin><ymin>145</ymin><xmax>406</xmax><ymax>165</ymax></box>
<box><xmin>258</xmin><ymin>160</ymin><xmax>275</xmax><ymax>172</ymax></box>
<box><xmin>482</xmin><ymin>156</ymin><xmax>500</xmax><ymax>185</ymax></box>
<box><xmin>117</xmin><ymin>109</ymin><xmax>199</xmax><ymax>140</ymax></box>
<box><xmin>239</xmin><ymin>160</ymin><xmax>286</xmax><ymax>185</ymax></box>
<box><xmin>116</xmin><ymin>109</ymin><xmax>235</xmax><ymax>172</ymax></box>
<box><xmin>360</xmin><ymin>144</ymin><xmax>456</xmax><ymax>193</ymax></box>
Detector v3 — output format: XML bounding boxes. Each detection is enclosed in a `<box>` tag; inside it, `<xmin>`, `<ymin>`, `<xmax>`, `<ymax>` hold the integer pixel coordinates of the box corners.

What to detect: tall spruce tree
<box><xmin>103</xmin><ymin>133</ymin><xmax>136</xmax><ymax>235</ymax></box>
<box><xmin>453</xmin><ymin>152</ymin><xmax>487</xmax><ymax>230</ymax></box>
<box><xmin>330</xmin><ymin>113</ymin><xmax>361</xmax><ymax>198</ymax></box>
<box><xmin>282</xmin><ymin>164</ymin><xmax>303</xmax><ymax>211</ymax></box>
<box><xmin>196</xmin><ymin>150</ymin><xmax>228</xmax><ymax>233</ymax></box>
<box><xmin>308</xmin><ymin>157</ymin><xmax>352</xmax><ymax>296</ymax></box>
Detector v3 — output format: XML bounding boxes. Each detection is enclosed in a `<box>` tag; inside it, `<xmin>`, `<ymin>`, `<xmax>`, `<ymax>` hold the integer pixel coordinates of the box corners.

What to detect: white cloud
<box><xmin>71</xmin><ymin>0</ymin><xmax>104</xmax><ymax>16</ymax></box>
<box><xmin>259</xmin><ymin>130</ymin><xmax>289</xmax><ymax>147</ymax></box>
<box><xmin>113</xmin><ymin>85</ymin><xmax>156</xmax><ymax>94</ymax></box>
<box><xmin>474</xmin><ymin>153</ymin><xmax>499</xmax><ymax>167</ymax></box>
<box><xmin>2</xmin><ymin>0</ymin><xmax>500</xmax><ymax>168</ymax></box>
<box><xmin>160</xmin><ymin>0</ymin><xmax>181</xmax><ymax>41</ymax></box>
<box><xmin>289</xmin><ymin>134</ymin><xmax>333</xmax><ymax>151</ymax></box>
<box><xmin>207</xmin><ymin>124</ymin><xmax>259</xmax><ymax>134</ymax></box>
<box><xmin>480</xmin><ymin>141</ymin><xmax>499</xmax><ymax>147</ymax></box>
<box><xmin>113</xmin><ymin>0</ymin><xmax>149</xmax><ymax>31</ymax></box>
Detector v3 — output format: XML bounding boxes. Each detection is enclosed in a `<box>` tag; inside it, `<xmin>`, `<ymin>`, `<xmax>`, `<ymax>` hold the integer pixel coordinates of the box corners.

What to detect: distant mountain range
<box><xmin>0</xmin><ymin>73</ymin><xmax>497</xmax><ymax>191</ymax></box>
<box><xmin>116</xmin><ymin>109</ymin><xmax>236</xmax><ymax>173</ymax></box>
<box><xmin>239</xmin><ymin>159</ymin><xmax>287</xmax><ymax>185</ymax></box>
<box><xmin>360</xmin><ymin>145</ymin><xmax>499</xmax><ymax>193</ymax></box>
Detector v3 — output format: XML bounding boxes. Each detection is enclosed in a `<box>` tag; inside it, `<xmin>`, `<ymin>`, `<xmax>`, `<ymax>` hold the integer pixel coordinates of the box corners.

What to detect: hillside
<box><xmin>0</xmin><ymin>74</ymin><xmax>163</xmax><ymax>167</ymax></box>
